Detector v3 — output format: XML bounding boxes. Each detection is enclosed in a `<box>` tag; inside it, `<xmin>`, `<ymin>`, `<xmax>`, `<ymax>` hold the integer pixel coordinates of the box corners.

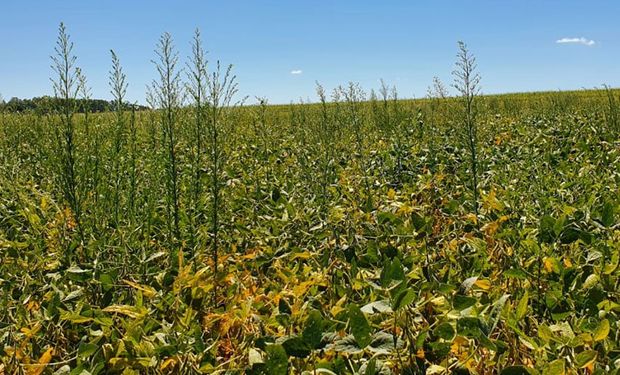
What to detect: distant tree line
<box><xmin>0</xmin><ymin>95</ymin><xmax>148</xmax><ymax>114</ymax></box>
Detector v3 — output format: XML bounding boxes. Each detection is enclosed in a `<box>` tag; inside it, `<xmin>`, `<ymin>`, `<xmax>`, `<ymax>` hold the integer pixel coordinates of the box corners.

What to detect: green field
<box><xmin>0</xmin><ymin>26</ymin><xmax>619</xmax><ymax>375</ymax></box>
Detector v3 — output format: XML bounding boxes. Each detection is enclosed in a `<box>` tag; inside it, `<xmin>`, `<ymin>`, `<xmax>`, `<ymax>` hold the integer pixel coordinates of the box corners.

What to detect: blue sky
<box><xmin>1</xmin><ymin>1</ymin><xmax>619</xmax><ymax>105</ymax></box>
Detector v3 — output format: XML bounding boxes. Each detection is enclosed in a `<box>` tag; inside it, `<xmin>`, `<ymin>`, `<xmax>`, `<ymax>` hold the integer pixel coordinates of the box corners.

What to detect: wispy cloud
<box><xmin>290</xmin><ymin>69</ymin><xmax>303</xmax><ymax>75</ymax></box>
<box><xmin>556</xmin><ymin>37</ymin><xmax>596</xmax><ymax>46</ymax></box>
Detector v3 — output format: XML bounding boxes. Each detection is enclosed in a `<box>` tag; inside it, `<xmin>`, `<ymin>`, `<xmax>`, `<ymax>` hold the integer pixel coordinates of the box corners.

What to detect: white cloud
<box><xmin>556</xmin><ymin>37</ymin><xmax>595</xmax><ymax>46</ymax></box>
<box><xmin>290</xmin><ymin>69</ymin><xmax>303</xmax><ymax>75</ymax></box>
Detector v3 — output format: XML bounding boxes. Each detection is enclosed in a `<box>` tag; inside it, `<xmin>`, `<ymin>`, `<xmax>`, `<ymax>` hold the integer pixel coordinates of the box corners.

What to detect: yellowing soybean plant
<box><xmin>1</xmin><ymin>24</ymin><xmax>619</xmax><ymax>375</ymax></box>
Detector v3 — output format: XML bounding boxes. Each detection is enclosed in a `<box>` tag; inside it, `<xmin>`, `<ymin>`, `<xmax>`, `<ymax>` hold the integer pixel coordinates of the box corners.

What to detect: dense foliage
<box><xmin>0</xmin><ymin>24</ymin><xmax>619</xmax><ymax>374</ymax></box>
<box><xmin>0</xmin><ymin>96</ymin><xmax>147</xmax><ymax>114</ymax></box>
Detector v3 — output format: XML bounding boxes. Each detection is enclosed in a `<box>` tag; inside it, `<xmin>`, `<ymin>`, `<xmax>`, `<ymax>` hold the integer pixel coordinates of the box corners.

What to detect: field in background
<box><xmin>0</xmin><ymin>26</ymin><xmax>619</xmax><ymax>375</ymax></box>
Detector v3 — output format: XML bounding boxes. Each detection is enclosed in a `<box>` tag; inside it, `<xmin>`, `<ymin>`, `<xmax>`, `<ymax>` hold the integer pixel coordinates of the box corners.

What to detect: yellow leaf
<box><xmin>583</xmin><ymin>274</ymin><xmax>599</xmax><ymax>290</ymax></box>
<box><xmin>240</xmin><ymin>251</ymin><xmax>258</xmax><ymax>260</ymax></box>
<box><xmin>40</xmin><ymin>196</ymin><xmax>48</xmax><ymax>211</ymax></box>
<box><xmin>218</xmin><ymin>315</ymin><xmax>236</xmax><ymax>335</ymax></box>
<box><xmin>26</xmin><ymin>300</ymin><xmax>40</xmax><ymax>312</ymax></box>
<box><xmin>448</xmin><ymin>239</ymin><xmax>458</xmax><ymax>251</ymax></box>
<box><xmin>123</xmin><ymin>280</ymin><xmax>157</xmax><ymax>298</ymax></box>
<box><xmin>430</xmin><ymin>296</ymin><xmax>449</xmax><ymax>309</ymax></box>
<box><xmin>450</xmin><ymin>336</ymin><xmax>469</xmax><ymax>354</ymax></box>
<box><xmin>293</xmin><ymin>281</ymin><xmax>312</xmax><ymax>298</ymax></box>
<box><xmin>416</xmin><ymin>348</ymin><xmax>425</xmax><ymax>359</ymax></box>
<box><xmin>396</xmin><ymin>203</ymin><xmax>413</xmax><ymax>217</ymax></box>
<box><xmin>59</xmin><ymin>310</ymin><xmax>93</xmax><ymax>324</ymax></box>
<box><xmin>387</xmin><ymin>189</ymin><xmax>396</xmax><ymax>200</ymax></box>
<box><xmin>481</xmin><ymin>221</ymin><xmax>499</xmax><ymax>235</ymax></box>
<box><xmin>482</xmin><ymin>189</ymin><xmax>503</xmax><ymax>212</ymax></box>
<box><xmin>26</xmin><ymin>347</ymin><xmax>53</xmax><ymax>375</ymax></box>
<box><xmin>328</xmin><ymin>206</ymin><xmax>345</xmax><ymax>223</ymax></box>
<box><xmin>292</xmin><ymin>251</ymin><xmax>313</xmax><ymax>260</ymax></box>
<box><xmin>474</xmin><ymin>279</ymin><xmax>491</xmax><ymax>290</ymax></box>
<box><xmin>543</xmin><ymin>257</ymin><xmax>560</xmax><ymax>273</ymax></box>
<box><xmin>593</xmin><ymin>319</ymin><xmax>610</xmax><ymax>341</ymax></box>
<box><xmin>464</xmin><ymin>213</ymin><xmax>478</xmax><ymax>224</ymax></box>
<box><xmin>103</xmin><ymin>305</ymin><xmax>147</xmax><ymax>319</ymax></box>
<box><xmin>330</xmin><ymin>296</ymin><xmax>347</xmax><ymax>316</ymax></box>
<box><xmin>330</xmin><ymin>305</ymin><xmax>345</xmax><ymax>317</ymax></box>
<box><xmin>20</xmin><ymin>323</ymin><xmax>41</xmax><ymax>338</ymax></box>
<box><xmin>426</xmin><ymin>364</ymin><xmax>447</xmax><ymax>374</ymax></box>
<box><xmin>160</xmin><ymin>357</ymin><xmax>177</xmax><ymax>371</ymax></box>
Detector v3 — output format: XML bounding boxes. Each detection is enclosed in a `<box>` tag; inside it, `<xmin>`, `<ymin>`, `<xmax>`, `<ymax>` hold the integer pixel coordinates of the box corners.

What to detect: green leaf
<box><xmin>330</xmin><ymin>334</ymin><xmax>363</xmax><ymax>354</ymax></box>
<box><xmin>543</xmin><ymin>359</ymin><xmax>564</xmax><ymax>375</ymax></box>
<box><xmin>516</xmin><ymin>291</ymin><xmax>529</xmax><ymax>321</ymax></box>
<box><xmin>364</xmin><ymin>358</ymin><xmax>377</xmax><ymax>375</ymax></box>
<box><xmin>348</xmin><ymin>304</ymin><xmax>372</xmax><ymax>348</ymax></box>
<box><xmin>302</xmin><ymin>310</ymin><xmax>324</xmax><ymax>349</ymax></box>
<box><xmin>601</xmin><ymin>201</ymin><xmax>615</xmax><ymax>227</ymax></box>
<box><xmin>504</xmin><ymin>268</ymin><xmax>528</xmax><ymax>279</ymax></box>
<box><xmin>367</xmin><ymin>331</ymin><xmax>403</xmax><ymax>354</ymax></box>
<box><xmin>282</xmin><ymin>336</ymin><xmax>311</xmax><ymax>358</ymax></box>
<box><xmin>410</xmin><ymin>212</ymin><xmax>428</xmax><ymax>232</ymax></box>
<box><xmin>377</xmin><ymin>211</ymin><xmax>400</xmax><ymax>224</ymax></box>
<box><xmin>537</xmin><ymin>324</ymin><xmax>554</xmax><ymax>343</ymax></box>
<box><xmin>264</xmin><ymin>345</ymin><xmax>288</xmax><ymax>375</ymax></box>
<box><xmin>433</xmin><ymin>322</ymin><xmax>455</xmax><ymax>341</ymax></box>
<box><xmin>453</xmin><ymin>295</ymin><xmax>477</xmax><ymax>310</ymax></box>
<box><xmin>278</xmin><ymin>298</ymin><xmax>291</xmax><ymax>315</ymax></box>
<box><xmin>59</xmin><ymin>310</ymin><xmax>93</xmax><ymax>324</ymax></box>
<box><xmin>457</xmin><ymin>317</ymin><xmax>483</xmax><ymax>338</ymax></box>
<box><xmin>99</xmin><ymin>273</ymin><xmax>114</xmax><ymax>292</ymax></box>
<box><xmin>478</xmin><ymin>335</ymin><xmax>497</xmax><ymax>351</ymax></box>
<box><xmin>392</xmin><ymin>288</ymin><xmax>415</xmax><ymax>311</ymax></box>
<box><xmin>559</xmin><ymin>226</ymin><xmax>591</xmax><ymax>245</ymax></box>
<box><xmin>78</xmin><ymin>342</ymin><xmax>98</xmax><ymax>359</ymax></box>
<box><xmin>574</xmin><ymin>349</ymin><xmax>597</xmax><ymax>368</ymax></box>
<box><xmin>539</xmin><ymin>215</ymin><xmax>556</xmax><ymax>243</ymax></box>
<box><xmin>507</xmin><ymin>321</ymin><xmax>539</xmax><ymax>350</ymax></box>
<box><xmin>380</xmin><ymin>258</ymin><xmax>405</xmax><ymax>287</ymax></box>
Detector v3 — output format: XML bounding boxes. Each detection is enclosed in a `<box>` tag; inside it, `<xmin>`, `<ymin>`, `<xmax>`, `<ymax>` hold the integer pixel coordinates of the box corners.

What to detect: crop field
<box><xmin>0</xmin><ymin>25</ymin><xmax>619</xmax><ymax>375</ymax></box>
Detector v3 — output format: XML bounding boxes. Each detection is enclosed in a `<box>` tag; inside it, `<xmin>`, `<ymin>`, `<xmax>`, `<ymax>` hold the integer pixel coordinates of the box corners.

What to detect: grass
<box><xmin>0</xmin><ymin>23</ymin><xmax>619</xmax><ymax>374</ymax></box>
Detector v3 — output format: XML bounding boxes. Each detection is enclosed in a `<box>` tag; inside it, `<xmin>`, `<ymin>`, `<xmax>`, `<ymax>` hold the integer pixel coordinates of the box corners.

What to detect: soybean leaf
<box><xmin>348</xmin><ymin>304</ymin><xmax>372</xmax><ymax>348</ymax></box>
